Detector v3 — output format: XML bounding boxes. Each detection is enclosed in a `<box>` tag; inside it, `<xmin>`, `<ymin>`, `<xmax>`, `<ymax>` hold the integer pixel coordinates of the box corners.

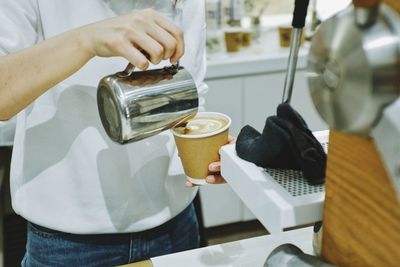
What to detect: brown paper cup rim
<box><xmin>172</xmin><ymin>112</ymin><xmax>231</xmax><ymax>139</ymax></box>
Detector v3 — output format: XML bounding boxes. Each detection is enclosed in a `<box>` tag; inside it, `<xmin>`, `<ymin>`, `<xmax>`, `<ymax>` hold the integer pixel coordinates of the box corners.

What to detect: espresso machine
<box><xmin>263</xmin><ymin>0</ymin><xmax>400</xmax><ymax>266</ymax></box>
<box><xmin>308</xmin><ymin>0</ymin><xmax>400</xmax><ymax>198</ymax></box>
<box><xmin>307</xmin><ymin>0</ymin><xmax>400</xmax><ymax>265</ymax></box>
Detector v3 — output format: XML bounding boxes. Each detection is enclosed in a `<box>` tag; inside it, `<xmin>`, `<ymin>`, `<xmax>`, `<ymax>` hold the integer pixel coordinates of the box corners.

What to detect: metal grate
<box><xmin>264</xmin><ymin>141</ymin><xmax>328</xmax><ymax>197</ymax></box>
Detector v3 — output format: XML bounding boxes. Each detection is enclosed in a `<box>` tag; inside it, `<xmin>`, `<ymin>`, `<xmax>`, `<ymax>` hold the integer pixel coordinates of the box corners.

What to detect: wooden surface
<box><xmin>353</xmin><ymin>0</ymin><xmax>400</xmax><ymax>11</ymax></box>
<box><xmin>121</xmin><ymin>259</ymin><xmax>152</xmax><ymax>267</ymax></box>
<box><xmin>322</xmin><ymin>131</ymin><xmax>400</xmax><ymax>267</ymax></box>
<box><xmin>353</xmin><ymin>0</ymin><xmax>381</xmax><ymax>8</ymax></box>
<box><xmin>383</xmin><ymin>0</ymin><xmax>400</xmax><ymax>12</ymax></box>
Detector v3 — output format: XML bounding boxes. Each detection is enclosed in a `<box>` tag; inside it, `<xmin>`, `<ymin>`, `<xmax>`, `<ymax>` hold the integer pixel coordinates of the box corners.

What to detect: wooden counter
<box><xmin>121</xmin><ymin>260</ymin><xmax>152</xmax><ymax>267</ymax></box>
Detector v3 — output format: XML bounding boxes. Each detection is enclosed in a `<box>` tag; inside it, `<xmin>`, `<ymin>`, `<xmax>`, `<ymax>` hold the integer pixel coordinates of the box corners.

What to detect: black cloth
<box><xmin>236</xmin><ymin>103</ymin><xmax>326</xmax><ymax>185</ymax></box>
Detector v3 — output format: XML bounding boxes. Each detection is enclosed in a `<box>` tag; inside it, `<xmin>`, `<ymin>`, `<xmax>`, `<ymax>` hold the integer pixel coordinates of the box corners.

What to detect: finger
<box><xmin>145</xmin><ymin>24</ymin><xmax>178</xmax><ymax>60</ymax></box>
<box><xmin>206</xmin><ymin>175</ymin><xmax>226</xmax><ymax>184</ymax></box>
<box><xmin>185</xmin><ymin>181</ymin><xmax>197</xmax><ymax>187</ymax></box>
<box><xmin>116</xmin><ymin>43</ymin><xmax>149</xmax><ymax>70</ymax></box>
<box><xmin>228</xmin><ymin>135</ymin><xmax>236</xmax><ymax>144</ymax></box>
<box><xmin>128</xmin><ymin>32</ymin><xmax>164</xmax><ymax>65</ymax></box>
<box><xmin>153</xmin><ymin>15</ymin><xmax>184</xmax><ymax>63</ymax></box>
<box><xmin>209</xmin><ymin>162</ymin><xmax>221</xmax><ymax>172</ymax></box>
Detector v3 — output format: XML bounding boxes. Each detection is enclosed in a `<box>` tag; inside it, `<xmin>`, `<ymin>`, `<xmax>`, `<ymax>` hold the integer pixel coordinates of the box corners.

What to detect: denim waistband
<box><xmin>29</xmin><ymin>203</ymin><xmax>195</xmax><ymax>240</ymax></box>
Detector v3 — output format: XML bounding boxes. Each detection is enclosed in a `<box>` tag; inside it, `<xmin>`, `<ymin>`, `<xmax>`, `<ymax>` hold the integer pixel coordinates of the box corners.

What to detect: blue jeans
<box><xmin>22</xmin><ymin>204</ymin><xmax>199</xmax><ymax>267</ymax></box>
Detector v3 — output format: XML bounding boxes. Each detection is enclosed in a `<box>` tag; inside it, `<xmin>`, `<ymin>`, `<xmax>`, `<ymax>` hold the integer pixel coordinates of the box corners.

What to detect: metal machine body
<box><xmin>308</xmin><ymin>0</ymin><xmax>400</xmax><ymax>199</ymax></box>
<box><xmin>307</xmin><ymin>3</ymin><xmax>400</xmax><ymax>135</ymax></box>
<box><xmin>264</xmin><ymin>244</ymin><xmax>335</xmax><ymax>267</ymax></box>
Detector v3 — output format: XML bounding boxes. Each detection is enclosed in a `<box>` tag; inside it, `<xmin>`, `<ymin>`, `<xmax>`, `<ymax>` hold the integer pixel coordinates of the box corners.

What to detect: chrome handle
<box><xmin>117</xmin><ymin>63</ymin><xmax>136</xmax><ymax>78</ymax></box>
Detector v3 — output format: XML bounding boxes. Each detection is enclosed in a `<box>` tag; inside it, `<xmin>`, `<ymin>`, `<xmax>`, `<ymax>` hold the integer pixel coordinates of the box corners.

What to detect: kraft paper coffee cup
<box><xmin>241</xmin><ymin>29</ymin><xmax>253</xmax><ymax>47</ymax></box>
<box><xmin>224</xmin><ymin>28</ymin><xmax>243</xmax><ymax>52</ymax></box>
<box><xmin>172</xmin><ymin>112</ymin><xmax>231</xmax><ymax>185</ymax></box>
<box><xmin>278</xmin><ymin>26</ymin><xmax>306</xmax><ymax>48</ymax></box>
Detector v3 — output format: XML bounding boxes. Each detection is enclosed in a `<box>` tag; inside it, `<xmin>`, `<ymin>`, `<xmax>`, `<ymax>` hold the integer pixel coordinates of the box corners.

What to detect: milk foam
<box><xmin>185</xmin><ymin>118</ymin><xmax>223</xmax><ymax>135</ymax></box>
<box><xmin>173</xmin><ymin>116</ymin><xmax>228</xmax><ymax>136</ymax></box>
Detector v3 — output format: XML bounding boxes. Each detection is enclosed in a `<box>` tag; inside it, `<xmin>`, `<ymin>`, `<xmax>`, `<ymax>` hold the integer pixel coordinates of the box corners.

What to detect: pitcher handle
<box><xmin>117</xmin><ymin>61</ymin><xmax>180</xmax><ymax>78</ymax></box>
<box><xmin>117</xmin><ymin>63</ymin><xmax>136</xmax><ymax>78</ymax></box>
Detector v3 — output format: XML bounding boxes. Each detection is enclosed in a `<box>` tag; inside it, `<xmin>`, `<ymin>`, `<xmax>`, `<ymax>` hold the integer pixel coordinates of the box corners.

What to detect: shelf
<box><xmin>206</xmin><ymin>48</ymin><xmax>308</xmax><ymax>80</ymax></box>
<box><xmin>221</xmin><ymin>130</ymin><xmax>329</xmax><ymax>234</ymax></box>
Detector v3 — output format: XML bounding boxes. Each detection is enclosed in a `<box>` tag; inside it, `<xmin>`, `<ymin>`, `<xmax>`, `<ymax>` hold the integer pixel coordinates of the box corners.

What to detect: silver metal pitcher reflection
<box><xmin>97</xmin><ymin>64</ymin><xmax>198</xmax><ymax>144</ymax></box>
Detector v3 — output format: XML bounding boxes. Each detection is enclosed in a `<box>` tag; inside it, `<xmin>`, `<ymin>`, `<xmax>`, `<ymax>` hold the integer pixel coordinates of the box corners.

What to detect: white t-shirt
<box><xmin>0</xmin><ymin>0</ymin><xmax>207</xmax><ymax>234</ymax></box>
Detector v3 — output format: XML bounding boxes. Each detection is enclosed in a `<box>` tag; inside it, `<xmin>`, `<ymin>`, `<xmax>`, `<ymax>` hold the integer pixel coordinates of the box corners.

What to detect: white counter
<box><xmin>150</xmin><ymin>227</ymin><xmax>314</xmax><ymax>267</ymax></box>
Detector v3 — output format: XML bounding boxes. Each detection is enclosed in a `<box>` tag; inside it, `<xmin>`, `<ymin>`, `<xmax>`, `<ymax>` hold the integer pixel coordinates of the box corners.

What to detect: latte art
<box><xmin>186</xmin><ymin>118</ymin><xmax>222</xmax><ymax>134</ymax></box>
<box><xmin>174</xmin><ymin>117</ymin><xmax>228</xmax><ymax>136</ymax></box>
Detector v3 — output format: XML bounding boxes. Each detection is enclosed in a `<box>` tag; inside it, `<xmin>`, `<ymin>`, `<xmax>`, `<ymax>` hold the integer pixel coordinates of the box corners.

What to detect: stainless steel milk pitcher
<box><xmin>97</xmin><ymin>63</ymin><xmax>199</xmax><ymax>144</ymax></box>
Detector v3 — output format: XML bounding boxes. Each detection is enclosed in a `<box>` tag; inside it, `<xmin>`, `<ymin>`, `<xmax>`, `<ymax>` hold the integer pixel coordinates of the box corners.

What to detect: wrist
<box><xmin>73</xmin><ymin>27</ymin><xmax>96</xmax><ymax>60</ymax></box>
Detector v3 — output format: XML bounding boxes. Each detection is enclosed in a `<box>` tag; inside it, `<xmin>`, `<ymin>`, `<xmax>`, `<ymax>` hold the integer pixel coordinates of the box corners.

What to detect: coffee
<box><xmin>173</xmin><ymin>117</ymin><xmax>228</xmax><ymax>136</ymax></box>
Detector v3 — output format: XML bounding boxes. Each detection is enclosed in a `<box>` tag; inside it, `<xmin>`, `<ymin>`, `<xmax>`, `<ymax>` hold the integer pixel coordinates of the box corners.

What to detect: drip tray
<box><xmin>266</xmin><ymin>168</ymin><xmax>325</xmax><ymax>197</ymax></box>
<box><xmin>220</xmin><ymin>130</ymin><xmax>329</xmax><ymax>233</ymax></box>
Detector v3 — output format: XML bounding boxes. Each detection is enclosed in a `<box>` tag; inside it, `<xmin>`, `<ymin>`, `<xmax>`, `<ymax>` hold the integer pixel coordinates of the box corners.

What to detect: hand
<box><xmin>78</xmin><ymin>9</ymin><xmax>184</xmax><ymax>70</ymax></box>
<box><xmin>186</xmin><ymin>135</ymin><xmax>236</xmax><ymax>187</ymax></box>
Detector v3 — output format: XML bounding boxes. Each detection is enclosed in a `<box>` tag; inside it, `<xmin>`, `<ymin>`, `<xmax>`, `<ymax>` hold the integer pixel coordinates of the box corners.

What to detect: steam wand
<box><xmin>282</xmin><ymin>0</ymin><xmax>310</xmax><ymax>103</ymax></box>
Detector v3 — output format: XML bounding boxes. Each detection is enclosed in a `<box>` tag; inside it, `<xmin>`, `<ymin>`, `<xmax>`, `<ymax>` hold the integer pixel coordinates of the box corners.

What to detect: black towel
<box><xmin>236</xmin><ymin>103</ymin><xmax>326</xmax><ymax>185</ymax></box>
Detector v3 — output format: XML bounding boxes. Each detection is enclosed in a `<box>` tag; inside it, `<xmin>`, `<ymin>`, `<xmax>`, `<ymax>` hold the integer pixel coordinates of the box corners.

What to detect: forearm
<box><xmin>0</xmin><ymin>9</ymin><xmax>185</xmax><ymax>121</ymax></box>
<box><xmin>0</xmin><ymin>29</ymin><xmax>93</xmax><ymax>120</ymax></box>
